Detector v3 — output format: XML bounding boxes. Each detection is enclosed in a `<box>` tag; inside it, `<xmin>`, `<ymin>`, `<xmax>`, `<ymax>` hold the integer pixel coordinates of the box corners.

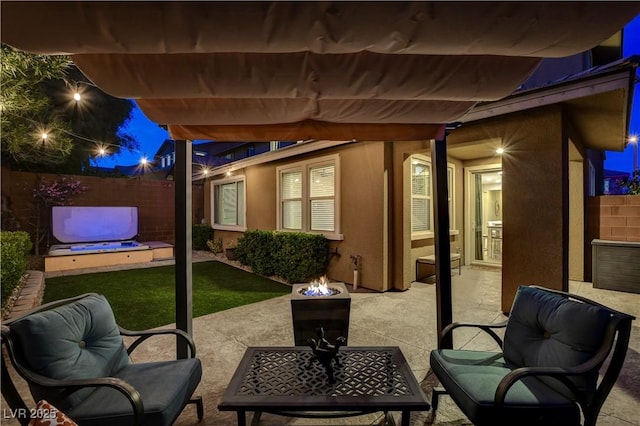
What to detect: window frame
<box><xmin>411</xmin><ymin>157</ymin><xmax>432</xmax><ymax>237</ymax></box>
<box><xmin>410</xmin><ymin>154</ymin><xmax>456</xmax><ymax>240</ymax></box>
<box><xmin>276</xmin><ymin>154</ymin><xmax>343</xmax><ymax>240</ymax></box>
<box><xmin>210</xmin><ymin>175</ymin><xmax>247</xmax><ymax>232</ymax></box>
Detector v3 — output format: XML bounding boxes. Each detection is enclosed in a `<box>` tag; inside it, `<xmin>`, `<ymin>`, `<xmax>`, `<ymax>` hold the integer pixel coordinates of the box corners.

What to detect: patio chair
<box><xmin>1</xmin><ymin>293</ymin><xmax>203</xmax><ymax>426</ymax></box>
<box><xmin>429</xmin><ymin>285</ymin><xmax>635</xmax><ymax>426</ymax></box>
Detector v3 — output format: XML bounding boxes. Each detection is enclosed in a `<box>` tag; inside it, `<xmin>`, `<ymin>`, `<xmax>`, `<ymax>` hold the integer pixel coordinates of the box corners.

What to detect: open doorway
<box><xmin>465</xmin><ymin>164</ymin><xmax>503</xmax><ymax>267</ymax></box>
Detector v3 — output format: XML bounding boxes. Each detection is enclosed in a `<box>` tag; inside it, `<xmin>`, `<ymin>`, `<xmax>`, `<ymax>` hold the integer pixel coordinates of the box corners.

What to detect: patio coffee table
<box><xmin>218</xmin><ymin>346</ymin><xmax>430</xmax><ymax>426</ymax></box>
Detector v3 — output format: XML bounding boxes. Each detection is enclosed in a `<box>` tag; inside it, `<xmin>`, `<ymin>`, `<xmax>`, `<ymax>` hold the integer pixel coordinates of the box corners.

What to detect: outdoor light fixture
<box><xmin>496</xmin><ymin>147</ymin><xmax>505</xmax><ymax>154</ymax></box>
<box><xmin>629</xmin><ymin>135</ymin><xmax>639</xmax><ymax>171</ymax></box>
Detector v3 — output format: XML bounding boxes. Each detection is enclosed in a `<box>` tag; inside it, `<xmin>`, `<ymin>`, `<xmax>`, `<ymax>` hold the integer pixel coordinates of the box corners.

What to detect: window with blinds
<box><xmin>281</xmin><ymin>170</ymin><xmax>302</xmax><ymax>230</ymax></box>
<box><xmin>277</xmin><ymin>155</ymin><xmax>339</xmax><ymax>237</ymax></box>
<box><xmin>410</xmin><ymin>155</ymin><xmax>455</xmax><ymax>238</ymax></box>
<box><xmin>310</xmin><ymin>165</ymin><xmax>335</xmax><ymax>231</ymax></box>
<box><xmin>412</xmin><ymin>161</ymin><xmax>431</xmax><ymax>233</ymax></box>
<box><xmin>213</xmin><ymin>178</ymin><xmax>245</xmax><ymax>228</ymax></box>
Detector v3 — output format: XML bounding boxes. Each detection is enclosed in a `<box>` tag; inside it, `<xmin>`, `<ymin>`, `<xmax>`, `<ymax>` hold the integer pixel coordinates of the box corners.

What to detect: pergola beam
<box><xmin>431</xmin><ymin>136</ymin><xmax>453</xmax><ymax>350</ymax></box>
<box><xmin>174</xmin><ymin>139</ymin><xmax>193</xmax><ymax>359</ymax></box>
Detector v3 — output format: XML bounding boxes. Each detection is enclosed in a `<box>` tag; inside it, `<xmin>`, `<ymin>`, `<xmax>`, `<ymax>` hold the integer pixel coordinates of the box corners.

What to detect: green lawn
<box><xmin>44</xmin><ymin>261</ymin><xmax>290</xmax><ymax>330</ymax></box>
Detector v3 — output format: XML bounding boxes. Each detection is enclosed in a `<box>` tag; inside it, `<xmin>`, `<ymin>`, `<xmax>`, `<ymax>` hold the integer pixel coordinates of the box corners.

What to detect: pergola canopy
<box><xmin>3</xmin><ymin>1</ymin><xmax>639</xmax><ymax>141</ymax></box>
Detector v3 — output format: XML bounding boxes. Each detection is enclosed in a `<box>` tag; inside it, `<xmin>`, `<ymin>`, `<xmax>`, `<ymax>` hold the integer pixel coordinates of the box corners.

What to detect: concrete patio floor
<box><xmin>130</xmin><ymin>264</ymin><xmax>640</xmax><ymax>425</ymax></box>
<box><xmin>4</xmin><ymin>261</ymin><xmax>639</xmax><ymax>425</ymax></box>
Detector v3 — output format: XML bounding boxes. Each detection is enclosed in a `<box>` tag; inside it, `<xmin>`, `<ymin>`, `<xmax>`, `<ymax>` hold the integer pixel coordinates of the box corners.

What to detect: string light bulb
<box><xmin>73</xmin><ymin>92</ymin><xmax>81</xmax><ymax>102</ymax></box>
<box><xmin>41</xmin><ymin>132</ymin><xmax>48</xmax><ymax>140</ymax></box>
<box><xmin>140</xmin><ymin>157</ymin><xmax>148</xmax><ymax>165</ymax></box>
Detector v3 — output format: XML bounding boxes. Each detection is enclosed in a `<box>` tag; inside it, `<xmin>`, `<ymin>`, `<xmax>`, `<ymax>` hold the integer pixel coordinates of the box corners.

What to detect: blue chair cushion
<box><xmin>430</xmin><ymin>349</ymin><xmax>580</xmax><ymax>426</ymax></box>
<box><xmin>503</xmin><ymin>285</ymin><xmax>611</xmax><ymax>395</ymax></box>
<box><xmin>10</xmin><ymin>294</ymin><xmax>130</xmax><ymax>408</ymax></box>
<box><xmin>67</xmin><ymin>358</ymin><xmax>202</xmax><ymax>426</ymax></box>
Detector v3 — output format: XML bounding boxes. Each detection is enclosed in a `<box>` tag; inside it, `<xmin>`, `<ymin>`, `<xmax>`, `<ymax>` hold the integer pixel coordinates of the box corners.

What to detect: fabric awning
<box><xmin>2</xmin><ymin>1</ymin><xmax>639</xmax><ymax>141</ymax></box>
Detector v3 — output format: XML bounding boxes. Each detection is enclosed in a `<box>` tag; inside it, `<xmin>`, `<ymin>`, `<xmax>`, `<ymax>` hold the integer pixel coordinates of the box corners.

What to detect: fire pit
<box><xmin>291</xmin><ymin>278</ymin><xmax>351</xmax><ymax>346</ymax></box>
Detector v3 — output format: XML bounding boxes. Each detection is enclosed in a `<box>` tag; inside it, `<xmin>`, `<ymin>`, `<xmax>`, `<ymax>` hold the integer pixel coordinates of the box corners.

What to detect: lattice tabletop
<box><xmin>219</xmin><ymin>346</ymin><xmax>430</xmax><ymax>421</ymax></box>
<box><xmin>237</xmin><ymin>348</ymin><xmax>412</xmax><ymax>397</ymax></box>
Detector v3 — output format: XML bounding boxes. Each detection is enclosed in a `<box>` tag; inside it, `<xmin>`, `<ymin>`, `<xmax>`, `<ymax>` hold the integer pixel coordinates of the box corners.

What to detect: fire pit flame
<box><xmin>300</xmin><ymin>276</ymin><xmax>341</xmax><ymax>297</ymax></box>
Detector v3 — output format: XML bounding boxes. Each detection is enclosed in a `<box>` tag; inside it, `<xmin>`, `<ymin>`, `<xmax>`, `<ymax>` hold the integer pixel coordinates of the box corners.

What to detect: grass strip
<box><xmin>44</xmin><ymin>261</ymin><xmax>290</xmax><ymax>330</ymax></box>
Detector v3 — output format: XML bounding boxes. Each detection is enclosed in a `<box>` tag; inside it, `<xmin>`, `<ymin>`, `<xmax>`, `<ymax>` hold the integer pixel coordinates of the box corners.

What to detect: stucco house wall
<box><xmin>206</xmin><ymin>142</ymin><xmax>390</xmax><ymax>291</ymax></box>
<box><xmin>448</xmin><ymin>106</ymin><xmax>568</xmax><ymax>312</ymax></box>
<box><xmin>205</xmin><ymin>139</ymin><xmax>469</xmax><ymax>292</ymax></box>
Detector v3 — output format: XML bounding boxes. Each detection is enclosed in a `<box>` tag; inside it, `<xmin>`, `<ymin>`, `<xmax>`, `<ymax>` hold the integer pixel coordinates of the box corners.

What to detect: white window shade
<box><xmin>411</xmin><ymin>161</ymin><xmax>431</xmax><ymax>233</ymax></box>
<box><xmin>237</xmin><ymin>181</ymin><xmax>245</xmax><ymax>226</ymax></box>
<box><xmin>412</xmin><ymin>163</ymin><xmax>430</xmax><ymax>196</ymax></box>
<box><xmin>412</xmin><ymin>198</ymin><xmax>430</xmax><ymax>233</ymax></box>
<box><xmin>221</xmin><ymin>183</ymin><xmax>237</xmax><ymax>225</ymax></box>
<box><xmin>310</xmin><ymin>165</ymin><xmax>335</xmax><ymax>232</ymax></box>
<box><xmin>409</xmin><ymin>156</ymin><xmax>456</xmax><ymax>237</ymax></box>
<box><xmin>281</xmin><ymin>170</ymin><xmax>303</xmax><ymax>230</ymax></box>
<box><xmin>310</xmin><ymin>165</ymin><xmax>334</xmax><ymax>197</ymax></box>
<box><xmin>311</xmin><ymin>200</ymin><xmax>334</xmax><ymax>231</ymax></box>
<box><xmin>213</xmin><ymin>179</ymin><xmax>245</xmax><ymax>227</ymax></box>
<box><xmin>283</xmin><ymin>201</ymin><xmax>302</xmax><ymax>229</ymax></box>
<box><xmin>282</xmin><ymin>171</ymin><xmax>302</xmax><ymax>198</ymax></box>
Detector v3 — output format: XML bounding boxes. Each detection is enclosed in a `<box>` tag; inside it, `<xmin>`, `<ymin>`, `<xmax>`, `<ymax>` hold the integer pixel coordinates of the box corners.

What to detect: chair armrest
<box><xmin>441</xmin><ymin>320</ymin><xmax>508</xmax><ymax>348</ymax></box>
<box><xmin>41</xmin><ymin>376</ymin><xmax>143</xmax><ymax>425</ymax></box>
<box><xmin>119</xmin><ymin>327</ymin><xmax>197</xmax><ymax>357</ymax></box>
<box><xmin>2</xmin><ymin>331</ymin><xmax>144</xmax><ymax>426</ymax></box>
<box><xmin>494</xmin><ymin>365</ymin><xmax>584</xmax><ymax>405</ymax></box>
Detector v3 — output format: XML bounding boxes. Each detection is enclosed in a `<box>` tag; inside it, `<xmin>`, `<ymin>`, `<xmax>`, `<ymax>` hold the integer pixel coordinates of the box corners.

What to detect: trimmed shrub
<box><xmin>1</xmin><ymin>231</ymin><xmax>32</xmax><ymax>304</ymax></box>
<box><xmin>273</xmin><ymin>232</ymin><xmax>328</xmax><ymax>283</ymax></box>
<box><xmin>236</xmin><ymin>230</ymin><xmax>276</xmax><ymax>276</ymax></box>
<box><xmin>237</xmin><ymin>230</ymin><xmax>328</xmax><ymax>283</ymax></box>
<box><xmin>192</xmin><ymin>224</ymin><xmax>213</xmax><ymax>250</ymax></box>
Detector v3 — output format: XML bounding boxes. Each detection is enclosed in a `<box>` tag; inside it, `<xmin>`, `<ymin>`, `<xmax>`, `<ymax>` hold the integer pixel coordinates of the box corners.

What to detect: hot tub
<box><xmin>48</xmin><ymin>240</ymin><xmax>150</xmax><ymax>256</ymax></box>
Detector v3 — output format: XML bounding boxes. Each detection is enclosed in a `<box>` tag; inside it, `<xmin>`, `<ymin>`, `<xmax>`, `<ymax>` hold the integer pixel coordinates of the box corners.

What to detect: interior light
<box><xmin>498</xmin><ymin>171</ymin><xmax>503</xmax><ymax>175</ymax></box>
<box><xmin>496</xmin><ymin>147</ymin><xmax>505</xmax><ymax>154</ymax></box>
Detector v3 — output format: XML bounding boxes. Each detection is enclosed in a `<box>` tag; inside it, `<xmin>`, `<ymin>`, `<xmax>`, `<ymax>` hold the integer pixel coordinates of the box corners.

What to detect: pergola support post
<box><xmin>431</xmin><ymin>136</ymin><xmax>453</xmax><ymax>350</ymax></box>
<box><xmin>174</xmin><ymin>139</ymin><xmax>193</xmax><ymax>359</ymax></box>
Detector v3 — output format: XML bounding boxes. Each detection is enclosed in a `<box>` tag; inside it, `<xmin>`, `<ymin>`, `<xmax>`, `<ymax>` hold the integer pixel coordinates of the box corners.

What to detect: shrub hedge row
<box><xmin>1</xmin><ymin>231</ymin><xmax>32</xmax><ymax>304</ymax></box>
<box><xmin>236</xmin><ymin>230</ymin><xmax>328</xmax><ymax>283</ymax></box>
<box><xmin>192</xmin><ymin>224</ymin><xmax>214</xmax><ymax>250</ymax></box>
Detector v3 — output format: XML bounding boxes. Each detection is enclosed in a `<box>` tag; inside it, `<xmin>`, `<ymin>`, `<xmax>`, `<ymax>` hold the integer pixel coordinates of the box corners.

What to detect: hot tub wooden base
<box><xmin>45</xmin><ymin>241</ymin><xmax>174</xmax><ymax>272</ymax></box>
